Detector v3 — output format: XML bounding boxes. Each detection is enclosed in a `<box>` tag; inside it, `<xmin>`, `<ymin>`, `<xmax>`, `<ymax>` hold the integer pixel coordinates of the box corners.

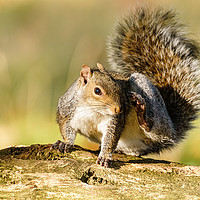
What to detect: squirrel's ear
<box><xmin>97</xmin><ymin>63</ymin><xmax>105</xmax><ymax>72</ymax></box>
<box><xmin>80</xmin><ymin>64</ymin><xmax>92</xmax><ymax>85</ymax></box>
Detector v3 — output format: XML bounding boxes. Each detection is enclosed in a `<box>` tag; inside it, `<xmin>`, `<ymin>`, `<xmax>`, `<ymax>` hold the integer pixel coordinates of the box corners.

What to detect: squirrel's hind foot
<box><xmin>128</xmin><ymin>92</ymin><xmax>152</xmax><ymax>132</ymax></box>
<box><xmin>51</xmin><ymin>140</ymin><xmax>73</xmax><ymax>153</ymax></box>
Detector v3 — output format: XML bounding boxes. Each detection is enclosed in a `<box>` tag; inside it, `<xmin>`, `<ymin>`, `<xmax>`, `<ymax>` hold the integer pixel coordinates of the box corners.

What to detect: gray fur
<box><xmin>129</xmin><ymin>73</ymin><xmax>176</xmax><ymax>153</ymax></box>
<box><xmin>53</xmin><ymin>7</ymin><xmax>200</xmax><ymax>167</ymax></box>
<box><xmin>108</xmin><ymin>7</ymin><xmax>200</xmax><ymax>141</ymax></box>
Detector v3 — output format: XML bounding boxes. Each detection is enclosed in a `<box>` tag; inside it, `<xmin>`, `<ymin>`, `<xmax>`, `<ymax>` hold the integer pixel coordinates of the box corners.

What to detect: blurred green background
<box><xmin>0</xmin><ymin>0</ymin><xmax>200</xmax><ymax>165</ymax></box>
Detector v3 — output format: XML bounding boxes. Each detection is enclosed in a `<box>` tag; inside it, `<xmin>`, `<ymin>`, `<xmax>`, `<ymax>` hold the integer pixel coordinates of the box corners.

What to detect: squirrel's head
<box><xmin>78</xmin><ymin>63</ymin><xmax>122</xmax><ymax>116</ymax></box>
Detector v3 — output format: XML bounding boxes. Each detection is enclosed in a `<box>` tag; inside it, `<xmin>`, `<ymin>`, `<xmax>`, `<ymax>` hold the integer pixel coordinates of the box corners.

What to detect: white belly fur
<box><xmin>116</xmin><ymin>108</ymin><xmax>148</xmax><ymax>155</ymax></box>
<box><xmin>70</xmin><ymin>105</ymin><xmax>111</xmax><ymax>144</ymax></box>
<box><xmin>71</xmin><ymin>105</ymin><xmax>148</xmax><ymax>155</ymax></box>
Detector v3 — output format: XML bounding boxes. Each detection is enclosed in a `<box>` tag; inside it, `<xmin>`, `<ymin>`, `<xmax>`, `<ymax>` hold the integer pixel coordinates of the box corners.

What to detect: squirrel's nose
<box><xmin>114</xmin><ymin>106</ymin><xmax>122</xmax><ymax>114</ymax></box>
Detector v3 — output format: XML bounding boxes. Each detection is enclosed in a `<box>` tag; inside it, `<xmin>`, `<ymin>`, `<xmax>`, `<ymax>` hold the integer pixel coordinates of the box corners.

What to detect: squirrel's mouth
<box><xmin>97</xmin><ymin>110</ymin><xmax>113</xmax><ymax>116</ymax></box>
<box><xmin>97</xmin><ymin>107</ymin><xmax>122</xmax><ymax>117</ymax></box>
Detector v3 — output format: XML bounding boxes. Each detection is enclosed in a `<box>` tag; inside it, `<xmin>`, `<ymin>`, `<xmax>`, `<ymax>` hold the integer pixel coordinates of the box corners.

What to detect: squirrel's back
<box><xmin>108</xmin><ymin>7</ymin><xmax>200</xmax><ymax>140</ymax></box>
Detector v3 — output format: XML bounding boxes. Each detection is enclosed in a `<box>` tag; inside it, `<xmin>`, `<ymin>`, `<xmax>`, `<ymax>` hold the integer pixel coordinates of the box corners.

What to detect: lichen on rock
<box><xmin>0</xmin><ymin>144</ymin><xmax>199</xmax><ymax>199</ymax></box>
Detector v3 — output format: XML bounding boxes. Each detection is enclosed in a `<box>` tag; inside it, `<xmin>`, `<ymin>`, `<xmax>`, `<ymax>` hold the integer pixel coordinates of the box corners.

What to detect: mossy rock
<box><xmin>0</xmin><ymin>144</ymin><xmax>199</xmax><ymax>199</ymax></box>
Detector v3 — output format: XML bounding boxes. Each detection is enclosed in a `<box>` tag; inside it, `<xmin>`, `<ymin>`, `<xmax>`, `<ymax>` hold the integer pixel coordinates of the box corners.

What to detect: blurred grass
<box><xmin>0</xmin><ymin>0</ymin><xmax>200</xmax><ymax>165</ymax></box>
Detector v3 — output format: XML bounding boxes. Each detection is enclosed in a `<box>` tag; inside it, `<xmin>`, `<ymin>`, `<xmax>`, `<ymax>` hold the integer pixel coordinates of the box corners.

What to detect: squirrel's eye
<box><xmin>94</xmin><ymin>87</ymin><xmax>102</xmax><ymax>95</ymax></box>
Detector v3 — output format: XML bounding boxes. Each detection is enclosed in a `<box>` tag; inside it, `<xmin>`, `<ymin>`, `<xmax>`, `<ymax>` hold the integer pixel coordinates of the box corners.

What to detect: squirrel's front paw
<box><xmin>51</xmin><ymin>140</ymin><xmax>73</xmax><ymax>153</ymax></box>
<box><xmin>96</xmin><ymin>156</ymin><xmax>112</xmax><ymax>168</ymax></box>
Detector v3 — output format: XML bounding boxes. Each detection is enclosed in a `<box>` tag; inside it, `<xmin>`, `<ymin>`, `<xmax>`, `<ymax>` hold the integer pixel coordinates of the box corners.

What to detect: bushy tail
<box><xmin>108</xmin><ymin>7</ymin><xmax>200</xmax><ymax>139</ymax></box>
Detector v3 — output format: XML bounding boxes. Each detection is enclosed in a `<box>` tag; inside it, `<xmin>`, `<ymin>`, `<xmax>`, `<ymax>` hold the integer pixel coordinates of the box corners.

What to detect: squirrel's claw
<box><xmin>128</xmin><ymin>92</ymin><xmax>145</xmax><ymax>111</ymax></box>
<box><xmin>96</xmin><ymin>156</ymin><xmax>112</xmax><ymax>168</ymax></box>
<box><xmin>128</xmin><ymin>92</ymin><xmax>152</xmax><ymax>132</ymax></box>
<box><xmin>51</xmin><ymin>140</ymin><xmax>73</xmax><ymax>153</ymax></box>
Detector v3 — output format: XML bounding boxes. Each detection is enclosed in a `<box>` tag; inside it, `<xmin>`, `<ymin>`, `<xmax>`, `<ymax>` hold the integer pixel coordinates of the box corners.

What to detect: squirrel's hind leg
<box><xmin>128</xmin><ymin>92</ymin><xmax>153</xmax><ymax>132</ymax></box>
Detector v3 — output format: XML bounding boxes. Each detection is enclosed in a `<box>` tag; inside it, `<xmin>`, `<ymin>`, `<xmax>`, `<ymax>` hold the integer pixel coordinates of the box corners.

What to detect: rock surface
<box><xmin>0</xmin><ymin>144</ymin><xmax>199</xmax><ymax>199</ymax></box>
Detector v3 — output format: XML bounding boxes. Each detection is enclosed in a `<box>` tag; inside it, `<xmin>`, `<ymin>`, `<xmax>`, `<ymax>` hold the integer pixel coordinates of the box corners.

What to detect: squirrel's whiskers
<box><xmin>52</xmin><ymin>7</ymin><xmax>200</xmax><ymax>168</ymax></box>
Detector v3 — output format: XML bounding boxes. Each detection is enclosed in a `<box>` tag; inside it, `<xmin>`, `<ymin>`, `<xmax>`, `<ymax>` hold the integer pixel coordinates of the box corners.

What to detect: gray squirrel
<box><xmin>51</xmin><ymin>7</ymin><xmax>200</xmax><ymax>167</ymax></box>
